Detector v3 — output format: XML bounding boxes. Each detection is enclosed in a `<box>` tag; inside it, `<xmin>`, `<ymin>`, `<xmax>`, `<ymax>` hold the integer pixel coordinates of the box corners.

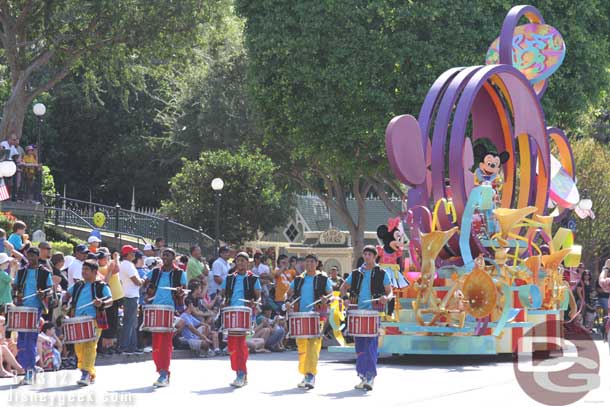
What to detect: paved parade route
<box><xmin>2</xmin><ymin>343</ymin><xmax>609</xmax><ymax>407</ymax></box>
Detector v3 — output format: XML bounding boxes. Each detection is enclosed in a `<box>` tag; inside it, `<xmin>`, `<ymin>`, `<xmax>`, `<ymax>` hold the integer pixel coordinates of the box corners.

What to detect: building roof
<box><xmin>296</xmin><ymin>194</ymin><xmax>401</xmax><ymax>233</ymax></box>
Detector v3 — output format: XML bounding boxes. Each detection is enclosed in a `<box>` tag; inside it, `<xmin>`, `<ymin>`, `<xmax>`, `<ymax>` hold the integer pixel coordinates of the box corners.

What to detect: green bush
<box><xmin>48</xmin><ymin>241</ymin><xmax>75</xmax><ymax>255</ymax></box>
<box><xmin>0</xmin><ymin>212</ymin><xmax>17</xmax><ymax>233</ymax></box>
<box><xmin>44</xmin><ymin>225</ymin><xmax>85</xmax><ymax>247</ymax></box>
<box><xmin>42</xmin><ymin>166</ymin><xmax>56</xmax><ymax>199</ymax></box>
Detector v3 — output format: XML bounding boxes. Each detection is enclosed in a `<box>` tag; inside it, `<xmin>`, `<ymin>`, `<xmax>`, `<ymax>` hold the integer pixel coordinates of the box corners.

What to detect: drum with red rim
<box><xmin>287</xmin><ymin>312</ymin><xmax>320</xmax><ymax>338</ymax></box>
<box><xmin>140</xmin><ymin>304</ymin><xmax>175</xmax><ymax>332</ymax></box>
<box><xmin>6</xmin><ymin>306</ymin><xmax>39</xmax><ymax>332</ymax></box>
<box><xmin>222</xmin><ymin>306</ymin><xmax>252</xmax><ymax>335</ymax></box>
<box><xmin>63</xmin><ymin>316</ymin><xmax>96</xmax><ymax>344</ymax></box>
<box><xmin>347</xmin><ymin>310</ymin><xmax>380</xmax><ymax>337</ymax></box>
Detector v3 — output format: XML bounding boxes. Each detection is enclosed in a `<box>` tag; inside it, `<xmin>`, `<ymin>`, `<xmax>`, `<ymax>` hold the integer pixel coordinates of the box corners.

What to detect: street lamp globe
<box><xmin>0</xmin><ymin>160</ymin><xmax>16</xmax><ymax>177</ymax></box>
<box><xmin>211</xmin><ymin>178</ymin><xmax>224</xmax><ymax>191</ymax></box>
<box><xmin>33</xmin><ymin>103</ymin><xmax>46</xmax><ymax>117</ymax></box>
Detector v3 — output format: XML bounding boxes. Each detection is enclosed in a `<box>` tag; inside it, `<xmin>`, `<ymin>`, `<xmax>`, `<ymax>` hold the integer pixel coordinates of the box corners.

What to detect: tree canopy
<box><xmin>235</xmin><ymin>0</ymin><xmax>610</xmax><ymax>263</ymax></box>
<box><xmin>160</xmin><ymin>148</ymin><xmax>292</xmax><ymax>244</ymax></box>
<box><xmin>0</xmin><ymin>0</ymin><xmax>231</xmax><ymax>139</ymax></box>
<box><xmin>570</xmin><ymin>138</ymin><xmax>610</xmax><ymax>267</ymax></box>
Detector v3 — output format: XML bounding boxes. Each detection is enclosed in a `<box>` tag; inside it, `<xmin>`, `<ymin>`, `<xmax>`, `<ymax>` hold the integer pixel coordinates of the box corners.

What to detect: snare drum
<box><xmin>140</xmin><ymin>304</ymin><xmax>175</xmax><ymax>332</ymax></box>
<box><xmin>347</xmin><ymin>310</ymin><xmax>380</xmax><ymax>337</ymax></box>
<box><xmin>222</xmin><ymin>306</ymin><xmax>252</xmax><ymax>335</ymax></box>
<box><xmin>63</xmin><ymin>316</ymin><xmax>96</xmax><ymax>344</ymax></box>
<box><xmin>7</xmin><ymin>306</ymin><xmax>39</xmax><ymax>332</ymax></box>
<box><xmin>287</xmin><ymin>312</ymin><xmax>320</xmax><ymax>338</ymax></box>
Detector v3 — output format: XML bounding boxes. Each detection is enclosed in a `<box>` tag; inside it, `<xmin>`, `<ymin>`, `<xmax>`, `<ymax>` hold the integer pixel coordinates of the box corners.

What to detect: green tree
<box><xmin>0</xmin><ymin>0</ymin><xmax>229</xmax><ymax>140</ymax></box>
<box><xmin>570</xmin><ymin>138</ymin><xmax>610</xmax><ymax>268</ymax></box>
<box><xmin>158</xmin><ymin>14</ymin><xmax>257</xmax><ymax>159</ymax></box>
<box><xmin>40</xmin><ymin>74</ymin><xmax>178</xmax><ymax>207</ymax></box>
<box><xmin>160</xmin><ymin>148</ymin><xmax>292</xmax><ymax>244</ymax></box>
<box><xmin>22</xmin><ymin>10</ymin><xmax>247</xmax><ymax>208</ymax></box>
<box><xmin>236</xmin><ymin>0</ymin><xmax>610</xmax><ymax>265</ymax></box>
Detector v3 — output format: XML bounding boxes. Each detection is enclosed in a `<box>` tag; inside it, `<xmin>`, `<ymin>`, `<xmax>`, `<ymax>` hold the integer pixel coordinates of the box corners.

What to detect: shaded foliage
<box><xmin>160</xmin><ymin>148</ymin><xmax>292</xmax><ymax>243</ymax></box>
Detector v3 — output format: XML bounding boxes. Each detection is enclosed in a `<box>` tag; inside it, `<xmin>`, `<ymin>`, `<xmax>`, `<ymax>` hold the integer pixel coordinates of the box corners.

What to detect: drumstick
<box><xmin>22</xmin><ymin>287</ymin><xmax>53</xmax><ymax>300</ymax></box>
<box><xmin>77</xmin><ymin>297</ymin><xmax>112</xmax><ymax>310</ymax></box>
<box><xmin>306</xmin><ymin>299</ymin><xmax>321</xmax><ymax>308</ymax></box>
<box><xmin>362</xmin><ymin>294</ymin><xmax>395</xmax><ymax>303</ymax></box>
<box><xmin>306</xmin><ymin>293</ymin><xmax>337</xmax><ymax>308</ymax></box>
<box><xmin>159</xmin><ymin>287</ymin><xmax>191</xmax><ymax>293</ymax></box>
<box><xmin>238</xmin><ymin>298</ymin><xmax>261</xmax><ymax>305</ymax></box>
<box><xmin>289</xmin><ymin>297</ymin><xmax>300</xmax><ymax>306</ymax></box>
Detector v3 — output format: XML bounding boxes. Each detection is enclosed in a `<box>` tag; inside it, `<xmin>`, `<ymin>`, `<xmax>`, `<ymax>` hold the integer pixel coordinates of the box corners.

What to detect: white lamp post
<box><xmin>32</xmin><ymin>102</ymin><xmax>46</xmax><ymax>201</ymax></box>
<box><xmin>32</xmin><ymin>103</ymin><xmax>46</xmax><ymax>163</ymax></box>
<box><xmin>211</xmin><ymin>178</ymin><xmax>224</xmax><ymax>256</ymax></box>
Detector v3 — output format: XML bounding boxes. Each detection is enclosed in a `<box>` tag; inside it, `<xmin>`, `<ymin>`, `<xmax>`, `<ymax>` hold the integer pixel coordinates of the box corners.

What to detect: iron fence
<box><xmin>43</xmin><ymin>195</ymin><xmax>215</xmax><ymax>256</ymax></box>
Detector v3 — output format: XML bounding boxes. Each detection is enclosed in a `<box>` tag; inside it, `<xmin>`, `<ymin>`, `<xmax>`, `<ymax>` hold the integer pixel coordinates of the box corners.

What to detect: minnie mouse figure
<box><xmin>376</xmin><ymin>217</ymin><xmax>409</xmax><ymax>288</ymax></box>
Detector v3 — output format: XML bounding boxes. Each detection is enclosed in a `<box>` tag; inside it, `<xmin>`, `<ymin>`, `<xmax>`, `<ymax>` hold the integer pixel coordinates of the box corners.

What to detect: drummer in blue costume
<box><xmin>144</xmin><ymin>248</ymin><xmax>187</xmax><ymax>387</ymax></box>
<box><xmin>285</xmin><ymin>253</ymin><xmax>333</xmax><ymax>389</ymax></box>
<box><xmin>64</xmin><ymin>259</ymin><xmax>112</xmax><ymax>386</ymax></box>
<box><xmin>340</xmin><ymin>245</ymin><xmax>392</xmax><ymax>391</ymax></box>
<box><xmin>12</xmin><ymin>247</ymin><xmax>52</xmax><ymax>385</ymax></box>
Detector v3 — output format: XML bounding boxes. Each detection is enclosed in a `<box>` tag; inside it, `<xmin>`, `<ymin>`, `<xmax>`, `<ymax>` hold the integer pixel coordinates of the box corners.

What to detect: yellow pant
<box><xmin>296</xmin><ymin>337</ymin><xmax>322</xmax><ymax>376</ymax></box>
<box><xmin>74</xmin><ymin>324</ymin><xmax>102</xmax><ymax>376</ymax></box>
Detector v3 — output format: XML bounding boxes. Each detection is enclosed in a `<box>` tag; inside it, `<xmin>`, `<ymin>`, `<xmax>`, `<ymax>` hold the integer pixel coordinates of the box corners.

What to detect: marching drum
<box><xmin>63</xmin><ymin>316</ymin><xmax>96</xmax><ymax>344</ymax></box>
<box><xmin>222</xmin><ymin>306</ymin><xmax>252</xmax><ymax>335</ymax></box>
<box><xmin>140</xmin><ymin>304</ymin><xmax>175</xmax><ymax>332</ymax></box>
<box><xmin>6</xmin><ymin>306</ymin><xmax>39</xmax><ymax>332</ymax></box>
<box><xmin>287</xmin><ymin>312</ymin><xmax>320</xmax><ymax>338</ymax></box>
<box><xmin>347</xmin><ymin>310</ymin><xmax>380</xmax><ymax>337</ymax></box>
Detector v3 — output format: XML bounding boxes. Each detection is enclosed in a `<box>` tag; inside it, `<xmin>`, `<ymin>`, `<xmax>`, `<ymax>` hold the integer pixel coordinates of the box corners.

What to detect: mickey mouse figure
<box><xmin>473</xmin><ymin>145</ymin><xmax>510</xmax><ymax>192</ymax></box>
<box><xmin>473</xmin><ymin>144</ymin><xmax>510</xmax><ymax>235</ymax></box>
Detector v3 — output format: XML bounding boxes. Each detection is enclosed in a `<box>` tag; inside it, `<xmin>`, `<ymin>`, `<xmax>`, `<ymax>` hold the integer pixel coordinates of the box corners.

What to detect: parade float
<box><xmin>330</xmin><ymin>5</ymin><xmax>590</xmax><ymax>355</ymax></box>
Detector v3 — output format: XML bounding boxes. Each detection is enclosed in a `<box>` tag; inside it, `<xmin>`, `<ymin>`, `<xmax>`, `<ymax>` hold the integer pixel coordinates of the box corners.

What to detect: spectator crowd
<box><xmin>0</xmin><ymin>218</ymin><xmax>345</xmax><ymax>379</ymax></box>
<box><xmin>2</xmin><ymin>214</ymin><xmax>608</xmax><ymax>380</ymax></box>
<box><xmin>1</xmin><ymin>132</ymin><xmax>42</xmax><ymax>203</ymax></box>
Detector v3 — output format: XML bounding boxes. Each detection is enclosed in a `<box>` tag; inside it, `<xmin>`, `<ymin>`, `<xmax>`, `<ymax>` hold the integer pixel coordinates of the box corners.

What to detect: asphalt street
<box><xmin>1</xmin><ymin>342</ymin><xmax>609</xmax><ymax>407</ymax></box>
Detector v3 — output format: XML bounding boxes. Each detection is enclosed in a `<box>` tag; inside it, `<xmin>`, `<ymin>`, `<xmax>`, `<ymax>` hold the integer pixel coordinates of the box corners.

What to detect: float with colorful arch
<box><xmin>330</xmin><ymin>5</ymin><xmax>589</xmax><ymax>355</ymax></box>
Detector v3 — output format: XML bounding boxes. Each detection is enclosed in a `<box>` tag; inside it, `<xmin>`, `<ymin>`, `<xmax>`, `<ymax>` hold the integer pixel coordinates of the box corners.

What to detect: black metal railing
<box><xmin>43</xmin><ymin>195</ymin><xmax>215</xmax><ymax>256</ymax></box>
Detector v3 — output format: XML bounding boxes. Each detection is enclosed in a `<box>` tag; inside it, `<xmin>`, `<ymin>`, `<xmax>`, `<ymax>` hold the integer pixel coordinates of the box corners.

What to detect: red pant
<box><xmin>152</xmin><ymin>332</ymin><xmax>174</xmax><ymax>375</ymax></box>
<box><xmin>228</xmin><ymin>335</ymin><xmax>248</xmax><ymax>373</ymax></box>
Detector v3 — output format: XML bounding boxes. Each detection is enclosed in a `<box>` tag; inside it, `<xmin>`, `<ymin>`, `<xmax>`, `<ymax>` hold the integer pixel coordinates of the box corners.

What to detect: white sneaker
<box><xmin>230</xmin><ymin>372</ymin><xmax>247</xmax><ymax>388</ymax></box>
<box><xmin>297</xmin><ymin>377</ymin><xmax>307</xmax><ymax>388</ymax></box>
<box><xmin>304</xmin><ymin>373</ymin><xmax>315</xmax><ymax>389</ymax></box>
<box><xmin>363</xmin><ymin>377</ymin><xmax>374</xmax><ymax>391</ymax></box>
<box><xmin>354</xmin><ymin>378</ymin><xmax>366</xmax><ymax>390</ymax></box>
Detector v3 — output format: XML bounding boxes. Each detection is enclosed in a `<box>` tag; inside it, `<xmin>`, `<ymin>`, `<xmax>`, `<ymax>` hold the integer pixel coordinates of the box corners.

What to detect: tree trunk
<box><xmin>0</xmin><ymin>85</ymin><xmax>28</xmax><ymax>140</ymax></box>
<box><xmin>350</xmin><ymin>225</ymin><xmax>366</xmax><ymax>269</ymax></box>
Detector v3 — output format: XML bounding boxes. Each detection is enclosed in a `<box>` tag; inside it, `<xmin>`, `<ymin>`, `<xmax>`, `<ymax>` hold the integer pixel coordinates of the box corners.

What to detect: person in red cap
<box><xmin>118</xmin><ymin>245</ymin><xmax>143</xmax><ymax>355</ymax></box>
<box><xmin>219</xmin><ymin>252</ymin><xmax>261</xmax><ymax>387</ymax></box>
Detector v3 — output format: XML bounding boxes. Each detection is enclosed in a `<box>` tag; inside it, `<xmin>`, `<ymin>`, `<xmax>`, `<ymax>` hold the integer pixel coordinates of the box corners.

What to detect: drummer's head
<box><xmin>304</xmin><ymin>254</ymin><xmax>318</xmax><ymax>274</ymax></box>
<box><xmin>26</xmin><ymin>247</ymin><xmax>39</xmax><ymax>266</ymax></box>
<box><xmin>362</xmin><ymin>245</ymin><xmax>377</xmax><ymax>267</ymax></box>
<box><xmin>234</xmin><ymin>252</ymin><xmax>249</xmax><ymax>273</ymax></box>
<box><xmin>82</xmin><ymin>260</ymin><xmax>99</xmax><ymax>282</ymax></box>
<box><xmin>161</xmin><ymin>248</ymin><xmax>176</xmax><ymax>267</ymax></box>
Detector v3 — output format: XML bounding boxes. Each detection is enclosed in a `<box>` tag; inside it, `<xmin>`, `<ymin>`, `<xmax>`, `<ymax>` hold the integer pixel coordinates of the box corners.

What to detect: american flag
<box><xmin>0</xmin><ymin>178</ymin><xmax>9</xmax><ymax>201</ymax></box>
